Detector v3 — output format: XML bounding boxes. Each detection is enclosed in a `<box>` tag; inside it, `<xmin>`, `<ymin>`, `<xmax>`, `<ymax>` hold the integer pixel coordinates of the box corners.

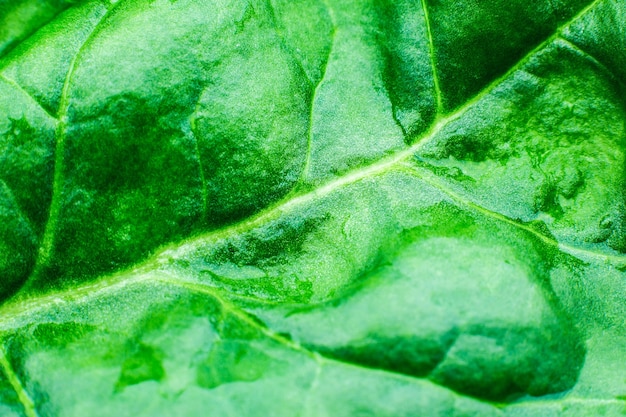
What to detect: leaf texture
<box><xmin>0</xmin><ymin>0</ymin><xmax>625</xmax><ymax>415</ymax></box>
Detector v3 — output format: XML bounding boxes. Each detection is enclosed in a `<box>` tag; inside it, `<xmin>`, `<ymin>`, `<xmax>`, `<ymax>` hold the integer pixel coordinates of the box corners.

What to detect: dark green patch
<box><xmin>430</xmin><ymin>322</ymin><xmax>585</xmax><ymax>401</ymax></box>
<box><xmin>374</xmin><ymin>0</ymin><xmax>436</xmax><ymax>139</ymax></box>
<box><xmin>398</xmin><ymin>202</ymin><xmax>478</xmax><ymax>241</ymax></box>
<box><xmin>31</xmin><ymin>322</ymin><xmax>96</xmax><ymax>349</ymax></box>
<box><xmin>318</xmin><ymin>331</ymin><xmax>457</xmax><ymax>378</ymax></box>
<box><xmin>115</xmin><ymin>343</ymin><xmax>165</xmax><ymax>391</ymax></box>
<box><xmin>0</xmin><ymin>182</ymin><xmax>37</xmax><ymax>298</ymax></box>
<box><xmin>209</xmin><ymin>215</ymin><xmax>325</xmax><ymax>267</ymax></box>
<box><xmin>413</xmin><ymin>158</ymin><xmax>477</xmax><ymax>183</ymax></box>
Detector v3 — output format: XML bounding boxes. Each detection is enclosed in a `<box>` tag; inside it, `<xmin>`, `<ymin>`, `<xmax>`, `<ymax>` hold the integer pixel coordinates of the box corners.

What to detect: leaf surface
<box><xmin>0</xmin><ymin>0</ymin><xmax>625</xmax><ymax>415</ymax></box>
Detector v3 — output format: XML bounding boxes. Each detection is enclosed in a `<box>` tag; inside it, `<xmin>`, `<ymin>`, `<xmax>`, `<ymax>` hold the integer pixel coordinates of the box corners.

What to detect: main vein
<box><xmin>13</xmin><ymin>0</ymin><xmax>609</xmax><ymax>301</ymax></box>
<box><xmin>161</xmin><ymin>0</ymin><xmax>603</xmax><ymax>258</ymax></box>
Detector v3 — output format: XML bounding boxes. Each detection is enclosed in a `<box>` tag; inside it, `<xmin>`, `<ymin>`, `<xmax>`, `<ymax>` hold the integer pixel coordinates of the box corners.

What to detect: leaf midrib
<box><xmin>150</xmin><ymin>0</ymin><xmax>611</xmax><ymax>264</ymax></box>
<box><xmin>2</xmin><ymin>0</ymin><xmax>610</xmax><ymax>306</ymax></box>
<box><xmin>2</xmin><ymin>0</ymin><xmax>600</xmax><ymax>287</ymax></box>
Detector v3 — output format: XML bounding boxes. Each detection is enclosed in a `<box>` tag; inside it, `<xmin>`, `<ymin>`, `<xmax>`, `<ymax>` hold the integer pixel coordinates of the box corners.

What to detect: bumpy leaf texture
<box><xmin>0</xmin><ymin>0</ymin><xmax>625</xmax><ymax>415</ymax></box>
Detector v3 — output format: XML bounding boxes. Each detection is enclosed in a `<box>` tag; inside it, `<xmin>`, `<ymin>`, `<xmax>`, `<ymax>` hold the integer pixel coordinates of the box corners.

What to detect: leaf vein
<box><xmin>557</xmin><ymin>36</ymin><xmax>620</xmax><ymax>84</ymax></box>
<box><xmin>0</xmin><ymin>72</ymin><xmax>56</xmax><ymax>121</ymax></box>
<box><xmin>156</xmin><ymin>0</ymin><xmax>603</xmax><ymax>258</ymax></box>
<box><xmin>31</xmin><ymin>1</ymin><xmax>122</xmax><ymax>283</ymax></box>
<box><xmin>151</xmin><ymin>276</ymin><xmax>500</xmax><ymax>409</ymax></box>
<box><xmin>420</xmin><ymin>0</ymin><xmax>443</xmax><ymax>116</ymax></box>
<box><xmin>0</xmin><ymin>344</ymin><xmax>38</xmax><ymax>417</ymax></box>
<box><xmin>443</xmin><ymin>0</ymin><xmax>601</xmax><ymax>116</ymax></box>
<box><xmin>404</xmin><ymin>163</ymin><xmax>626</xmax><ymax>264</ymax></box>
<box><xmin>8</xmin><ymin>0</ymin><xmax>610</xmax><ymax>314</ymax></box>
<box><xmin>299</xmin><ymin>0</ymin><xmax>336</xmax><ymax>184</ymax></box>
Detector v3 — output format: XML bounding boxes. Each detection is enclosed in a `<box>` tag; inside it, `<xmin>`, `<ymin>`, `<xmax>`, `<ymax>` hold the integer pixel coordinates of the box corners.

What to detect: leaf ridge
<box><xmin>420</xmin><ymin>0</ymin><xmax>443</xmax><ymax>116</ymax></box>
<box><xmin>266</xmin><ymin>0</ymin><xmax>315</xmax><ymax>86</ymax></box>
<box><xmin>30</xmin><ymin>1</ymin><xmax>121</xmax><ymax>283</ymax></box>
<box><xmin>389</xmin><ymin>101</ymin><xmax>409</xmax><ymax>140</ymax></box>
<box><xmin>508</xmin><ymin>398</ymin><xmax>626</xmax><ymax>408</ymax></box>
<box><xmin>0</xmin><ymin>344</ymin><xmax>38</xmax><ymax>417</ymax></box>
<box><xmin>188</xmin><ymin>111</ymin><xmax>208</xmax><ymax>218</ymax></box>
<box><xmin>298</xmin><ymin>358</ymin><xmax>324</xmax><ymax>417</ymax></box>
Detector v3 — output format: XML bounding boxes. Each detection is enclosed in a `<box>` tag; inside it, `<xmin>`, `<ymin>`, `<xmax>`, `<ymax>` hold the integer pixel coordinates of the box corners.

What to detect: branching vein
<box><xmin>406</xmin><ymin>164</ymin><xmax>626</xmax><ymax>264</ymax></box>
<box><xmin>0</xmin><ymin>72</ymin><xmax>56</xmax><ymax>120</ymax></box>
<box><xmin>150</xmin><ymin>0</ymin><xmax>616</xmax><ymax>267</ymax></box>
<box><xmin>152</xmin><ymin>276</ymin><xmax>498</xmax><ymax>409</ymax></box>
<box><xmin>32</xmin><ymin>2</ymin><xmax>121</xmax><ymax>282</ymax></box>
<box><xmin>557</xmin><ymin>36</ymin><xmax>618</xmax><ymax>82</ymax></box>
<box><xmin>2</xmin><ymin>0</ymin><xmax>614</xmax><ymax>326</ymax></box>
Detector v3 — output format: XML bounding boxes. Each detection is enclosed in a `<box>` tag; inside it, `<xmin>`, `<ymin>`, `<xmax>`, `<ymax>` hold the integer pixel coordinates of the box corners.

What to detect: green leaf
<box><xmin>0</xmin><ymin>0</ymin><xmax>625</xmax><ymax>415</ymax></box>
